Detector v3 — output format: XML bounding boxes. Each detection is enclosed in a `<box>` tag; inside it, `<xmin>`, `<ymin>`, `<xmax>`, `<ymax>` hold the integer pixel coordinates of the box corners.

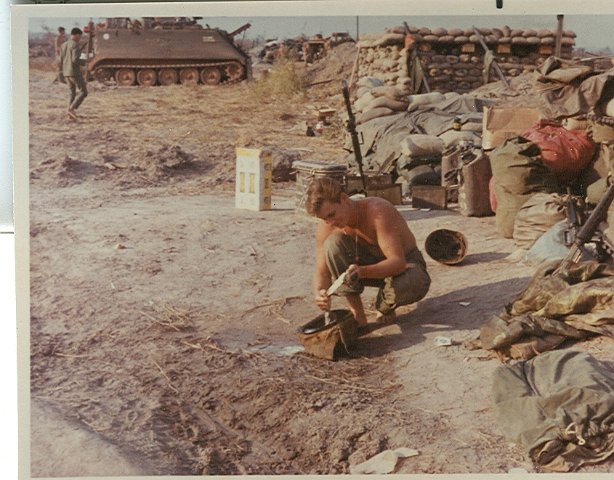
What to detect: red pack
<box><xmin>521</xmin><ymin>120</ymin><xmax>595</xmax><ymax>184</ymax></box>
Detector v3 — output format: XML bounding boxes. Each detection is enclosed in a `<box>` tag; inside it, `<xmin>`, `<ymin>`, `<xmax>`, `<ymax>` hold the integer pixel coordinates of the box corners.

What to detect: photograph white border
<box><xmin>11</xmin><ymin>1</ymin><xmax>614</xmax><ymax>479</ymax></box>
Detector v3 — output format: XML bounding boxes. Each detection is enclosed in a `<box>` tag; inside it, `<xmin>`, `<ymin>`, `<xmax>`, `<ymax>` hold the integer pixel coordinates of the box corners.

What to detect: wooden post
<box><xmin>555</xmin><ymin>14</ymin><xmax>564</xmax><ymax>58</ymax></box>
<box><xmin>348</xmin><ymin>46</ymin><xmax>360</xmax><ymax>89</ymax></box>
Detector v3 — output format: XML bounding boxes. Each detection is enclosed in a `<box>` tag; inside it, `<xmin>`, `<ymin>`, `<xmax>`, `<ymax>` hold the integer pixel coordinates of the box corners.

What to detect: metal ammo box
<box><xmin>293</xmin><ymin>160</ymin><xmax>348</xmax><ymax>212</ymax></box>
<box><xmin>294</xmin><ymin>160</ymin><xmax>404</xmax><ymax>213</ymax></box>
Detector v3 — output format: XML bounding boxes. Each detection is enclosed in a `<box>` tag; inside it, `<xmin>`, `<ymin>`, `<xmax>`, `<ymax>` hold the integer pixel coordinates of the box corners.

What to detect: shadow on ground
<box><xmin>348</xmin><ymin>276</ymin><xmax>531</xmax><ymax>359</ymax></box>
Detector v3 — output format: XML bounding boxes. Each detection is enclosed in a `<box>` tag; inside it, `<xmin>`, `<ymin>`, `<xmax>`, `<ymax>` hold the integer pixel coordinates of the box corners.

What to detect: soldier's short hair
<box><xmin>58</xmin><ymin>27</ymin><xmax>65</xmax><ymax>33</ymax></box>
<box><xmin>71</xmin><ymin>27</ymin><xmax>83</xmax><ymax>36</ymax></box>
<box><xmin>305</xmin><ymin>177</ymin><xmax>344</xmax><ymax>217</ymax></box>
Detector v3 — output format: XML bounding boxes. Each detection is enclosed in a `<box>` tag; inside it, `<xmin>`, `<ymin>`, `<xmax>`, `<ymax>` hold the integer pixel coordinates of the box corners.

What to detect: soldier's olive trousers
<box><xmin>324</xmin><ymin>232</ymin><xmax>431</xmax><ymax>314</ymax></box>
<box><xmin>66</xmin><ymin>75</ymin><xmax>88</xmax><ymax>110</ymax></box>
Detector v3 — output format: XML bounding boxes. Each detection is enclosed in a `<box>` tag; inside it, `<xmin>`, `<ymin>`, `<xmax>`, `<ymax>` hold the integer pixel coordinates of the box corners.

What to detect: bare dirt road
<box><xmin>27</xmin><ymin>59</ymin><xmax>614</xmax><ymax>476</ymax></box>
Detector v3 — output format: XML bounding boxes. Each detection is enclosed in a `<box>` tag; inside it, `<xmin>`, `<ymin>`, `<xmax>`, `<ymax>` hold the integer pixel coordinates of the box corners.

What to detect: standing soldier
<box><xmin>59</xmin><ymin>27</ymin><xmax>88</xmax><ymax>120</ymax></box>
<box><xmin>52</xmin><ymin>26</ymin><xmax>66</xmax><ymax>84</ymax></box>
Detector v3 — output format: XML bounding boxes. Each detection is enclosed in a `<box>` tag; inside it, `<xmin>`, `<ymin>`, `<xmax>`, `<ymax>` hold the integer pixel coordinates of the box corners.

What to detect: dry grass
<box><xmin>250</xmin><ymin>59</ymin><xmax>306</xmax><ymax>102</ymax></box>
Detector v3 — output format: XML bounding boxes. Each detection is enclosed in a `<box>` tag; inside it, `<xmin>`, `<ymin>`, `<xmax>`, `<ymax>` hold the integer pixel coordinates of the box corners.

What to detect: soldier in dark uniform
<box><xmin>59</xmin><ymin>27</ymin><xmax>88</xmax><ymax>120</ymax></box>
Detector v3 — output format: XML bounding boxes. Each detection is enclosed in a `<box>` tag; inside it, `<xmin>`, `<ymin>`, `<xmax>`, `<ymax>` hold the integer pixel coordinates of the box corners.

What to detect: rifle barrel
<box><xmin>341</xmin><ymin>80</ymin><xmax>367</xmax><ymax>192</ymax></box>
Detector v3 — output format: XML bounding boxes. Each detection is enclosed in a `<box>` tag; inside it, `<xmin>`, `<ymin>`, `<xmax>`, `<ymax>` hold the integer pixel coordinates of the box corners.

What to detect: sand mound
<box><xmin>303</xmin><ymin>42</ymin><xmax>358</xmax><ymax>96</ymax></box>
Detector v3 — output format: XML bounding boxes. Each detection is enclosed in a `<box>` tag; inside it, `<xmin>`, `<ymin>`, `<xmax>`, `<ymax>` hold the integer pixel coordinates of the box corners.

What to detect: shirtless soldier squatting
<box><xmin>306</xmin><ymin>177</ymin><xmax>431</xmax><ymax>328</ymax></box>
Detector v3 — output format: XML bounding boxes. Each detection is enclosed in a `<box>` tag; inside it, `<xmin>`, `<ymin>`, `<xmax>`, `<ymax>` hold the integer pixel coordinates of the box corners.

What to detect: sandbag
<box><xmin>365</xmin><ymin>96</ymin><xmax>409</xmax><ymax>112</ymax></box>
<box><xmin>354</xmin><ymin>92</ymin><xmax>376</xmax><ymax>112</ymax></box>
<box><xmin>490</xmin><ymin>139</ymin><xmax>559</xmax><ymax>238</ymax></box>
<box><xmin>407</xmin><ymin>92</ymin><xmax>446</xmax><ymax>108</ymax></box>
<box><xmin>357</xmin><ymin>76</ymin><xmax>384</xmax><ymax>89</ymax></box>
<box><xmin>458</xmin><ymin>149</ymin><xmax>493</xmax><ymax>217</ymax></box>
<box><xmin>489</xmin><ymin>138</ymin><xmax>558</xmax><ymax>196</ymax></box>
<box><xmin>370</xmin><ymin>85</ymin><xmax>408</xmax><ymax>100</ymax></box>
<box><xmin>400</xmin><ymin>164</ymin><xmax>441</xmax><ymax>186</ymax></box>
<box><xmin>400</xmin><ymin>134</ymin><xmax>445</xmax><ymax>158</ymax></box>
<box><xmin>587</xmin><ymin>177</ymin><xmax>609</xmax><ymax>206</ymax></box>
<box><xmin>521</xmin><ymin>120</ymin><xmax>596</xmax><ymax>184</ymax></box>
<box><xmin>356</xmin><ymin>107</ymin><xmax>396</xmax><ymax>124</ymax></box>
<box><xmin>495</xmin><ymin>183</ymin><xmax>533</xmax><ymax>239</ymax></box>
<box><xmin>438</xmin><ymin>130</ymin><xmax>481</xmax><ymax>147</ymax></box>
<box><xmin>356</xmin><ymin>86</ymin><xmax>371</xmax><ymax>99</ymax></box>
<box><xmin>399</xmin><ymin>164</ymin><xmax>441</xmax><ymax>187</ymax></box>
<box><xmin>578</xmin><ymin>142</ymin><xmax>613</xmax><ymax>198</ymax></box>
<box><xmin>512</xmin><ymin>193</ymin><xmax>567</xmax><ymax>249</ymax></box>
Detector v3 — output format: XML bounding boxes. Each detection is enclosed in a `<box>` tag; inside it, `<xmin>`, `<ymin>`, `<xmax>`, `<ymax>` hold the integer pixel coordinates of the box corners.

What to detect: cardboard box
<box><xmin>235</xmin><ymin>148</ymin><xmax>272</xmax><ymax>211</ymax></box>
<box><xmin>482</xmin><ymin>106</ymin><xmax>541</xmax><ymax>150</ymax></box>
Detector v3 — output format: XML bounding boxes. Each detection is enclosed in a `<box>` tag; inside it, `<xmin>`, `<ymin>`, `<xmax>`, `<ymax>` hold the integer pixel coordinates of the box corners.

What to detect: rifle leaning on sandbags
<box><xmin>553</xmin><ymin>179</ymin><xmax>614</xmax><ymax>276</ymax></box>
<box><xmin>471</xmin><ymin>26</ymin><xmax>511</xmax><ymax>89</ymax></box>
<box><xmin>341</xmin><ymin>80</ymin><xmax>367</xmax><ymax>193</ymax></box>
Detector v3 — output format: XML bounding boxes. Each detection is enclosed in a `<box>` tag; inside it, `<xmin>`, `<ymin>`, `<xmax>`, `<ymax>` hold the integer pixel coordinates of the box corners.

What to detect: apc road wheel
<box><xmin>94</xmin><ymin>67</ymin><xmax>112</xmax><ymax>83</ymax></box>
<box><xmin>158</xmin><ymin>68</ymin><xmax>178</xmax><ymax>86</ymax></box>
<box><xmin>200</xmin><ymin>67</ymin><xmax>221</xmax><ymax>85</ymax></box>
<box><xmin>179</xmin><ymin>68</ymin><xmax>199</xmax><ymax>85</ymax></box>
<box><xmin>224</xmin><ymin>62</ymin><xmax>245</xmax><ymax>82</ymax></box>
<box><xmin>115</xmin><ymin>68</ymin><xmax>136</xmax><ymax>86</ymax></box>
<box><xmin>136</xmin><ymin>68</ymin><xmax>157</xmax><ymax>86</ymax></box>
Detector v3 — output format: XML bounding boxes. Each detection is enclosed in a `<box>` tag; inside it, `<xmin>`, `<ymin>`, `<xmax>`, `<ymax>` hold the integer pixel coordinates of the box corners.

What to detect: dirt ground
<box><xmin>27</xmin><ymin>55</ymin><xmax>614</xmax><ymax>477</ymax></box>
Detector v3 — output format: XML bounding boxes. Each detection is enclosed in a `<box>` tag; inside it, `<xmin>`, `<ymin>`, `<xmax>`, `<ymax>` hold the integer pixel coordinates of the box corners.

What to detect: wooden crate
<box><xmin>366</xmin><ymin>184</ymin><xmax>403</xmax><ymax>205</ymax></box>
<box><xmin>411</xmin><ymin>185</ymin><xmax>447</xmax><ymax>210</ymax></box>
<box><xmin>345</xmin><ymin>174</ymin><xmax>394</xmax><ymax>193</ymax></box>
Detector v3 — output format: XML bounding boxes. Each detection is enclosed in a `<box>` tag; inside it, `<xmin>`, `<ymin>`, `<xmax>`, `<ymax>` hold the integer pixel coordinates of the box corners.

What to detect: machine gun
<box><xmin>341</xmin><ymin>80</ymin><xmax>367</xmax><ymax>193</ymax></box>
<box><xmin>553</xmin><ymin>180</ymin><xmax>614</xmax><ymax>277</ymax></box>
<box><xmin>563</xmin><ymin>187</ymin><xmax>584</xmax><ymax>247</ymax></box>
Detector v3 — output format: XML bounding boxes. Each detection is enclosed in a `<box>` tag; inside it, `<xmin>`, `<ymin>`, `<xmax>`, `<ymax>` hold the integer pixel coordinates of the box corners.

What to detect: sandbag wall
<box><xmin>357</xmin><ymin>25</ymin><xmax>576</xmax><ymax>93</ymax></box>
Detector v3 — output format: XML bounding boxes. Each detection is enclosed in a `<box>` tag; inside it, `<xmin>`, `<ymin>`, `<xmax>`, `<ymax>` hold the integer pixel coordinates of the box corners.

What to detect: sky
<box><xmin>29</xmin><ymin>14</ymin><xmax>614</xmax><ymax>51</ymax></box>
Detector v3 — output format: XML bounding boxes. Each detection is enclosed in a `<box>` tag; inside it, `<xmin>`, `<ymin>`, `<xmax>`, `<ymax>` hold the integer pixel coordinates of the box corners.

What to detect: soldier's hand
<box><xmin>315</xmin><ymin>289</ymin><xmax>331</xmax><ymax>311</ymax></box>
<box><xmin>346</xmin><ymin>264</ymin><xmax>361</xmax><ymax>285</ymax></box>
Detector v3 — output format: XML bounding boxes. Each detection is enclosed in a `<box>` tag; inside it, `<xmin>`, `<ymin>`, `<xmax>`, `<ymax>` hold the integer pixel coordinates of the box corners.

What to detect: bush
<box><xmin>251</xmin><ymin>59</ymin><xmax>305</xmax><ymax>101</ymax></box>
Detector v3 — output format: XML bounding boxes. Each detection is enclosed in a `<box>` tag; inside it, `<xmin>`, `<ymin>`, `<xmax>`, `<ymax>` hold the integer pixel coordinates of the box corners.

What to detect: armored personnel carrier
<box><xmin>86</xmin><ymin>17</ymin><xmax>252</xmax><ymax>86</ymax></box>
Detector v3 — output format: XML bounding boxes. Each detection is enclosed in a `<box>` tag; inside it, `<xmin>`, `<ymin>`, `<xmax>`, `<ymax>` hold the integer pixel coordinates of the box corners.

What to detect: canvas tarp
<box><xmin>535</xmin><ymin>57</ymin><xmax>614</xmax><ymax>120</ymax></box>
<box><xmin>349</xmin><ymin>95</ymin><xmax>494</xmax><ymax>174</ymax></box>
<box><xmin>493</xmin><ymin>349</ymin><xmax>614</xmax><ymax>472</ymax></box>
<box><xmin>480</xmin><ymin>260</ymin><xmax>614</xmax><ymax>361</ymax></box>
